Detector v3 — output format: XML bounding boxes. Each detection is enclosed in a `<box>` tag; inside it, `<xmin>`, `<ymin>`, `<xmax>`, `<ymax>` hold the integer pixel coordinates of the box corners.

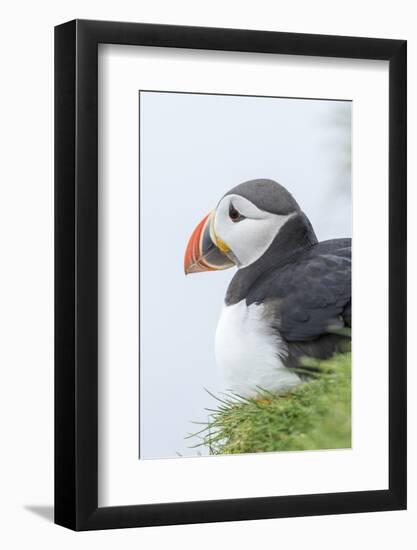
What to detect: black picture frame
<box><xmin>55</xmin><ymin>19</ymin><xmax>407</xmax><ymax>531</ymax></box>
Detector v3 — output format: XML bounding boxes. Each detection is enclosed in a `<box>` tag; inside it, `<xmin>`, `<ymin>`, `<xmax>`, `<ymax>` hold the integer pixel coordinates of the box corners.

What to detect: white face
<box><xmin>213</xmin><ymin>194</ymin><xmax>295</xmax><ymax>268</ymax></box>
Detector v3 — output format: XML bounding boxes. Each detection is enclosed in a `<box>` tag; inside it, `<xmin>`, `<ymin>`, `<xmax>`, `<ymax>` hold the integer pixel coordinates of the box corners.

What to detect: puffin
<box><xmin>184</xmin><ymin>179</ymin><xmax>351</xmax><ymax>397</ymax></box>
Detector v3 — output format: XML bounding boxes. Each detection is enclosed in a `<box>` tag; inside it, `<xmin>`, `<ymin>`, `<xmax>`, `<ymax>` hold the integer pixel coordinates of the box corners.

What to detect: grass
<box><xmin>190</xmin><ymin>352</ymin><xmax>351</xmax><ymax>454</ymax></box>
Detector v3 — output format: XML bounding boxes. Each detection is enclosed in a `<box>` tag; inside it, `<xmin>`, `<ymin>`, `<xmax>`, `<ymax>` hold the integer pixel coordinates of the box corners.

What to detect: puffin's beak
<box><xmin>184</xmin><ymin>211</ymin><xmax>235</xmax><ymax>275</ymax></box>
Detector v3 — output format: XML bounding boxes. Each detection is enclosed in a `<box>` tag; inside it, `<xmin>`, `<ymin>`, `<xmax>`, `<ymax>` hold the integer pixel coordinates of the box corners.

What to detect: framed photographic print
<box><xmin>55</xmin><ymin>19</ymin><xmax>407</xmax><ymax>530</ymax></box>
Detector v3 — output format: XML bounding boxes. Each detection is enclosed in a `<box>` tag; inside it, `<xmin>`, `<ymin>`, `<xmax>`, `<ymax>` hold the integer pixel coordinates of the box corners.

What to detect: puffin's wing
<box><xmin>260</xmin><ymin>242</ymin><xmax>351</xmax><ymax>342</ymax></box>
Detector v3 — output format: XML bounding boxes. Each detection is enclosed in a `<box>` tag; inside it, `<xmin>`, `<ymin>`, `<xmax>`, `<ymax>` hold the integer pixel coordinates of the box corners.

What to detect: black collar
<box><xmin>225</xmin><ymin>212</ymin><xmax>317</xmax><ymax>305</ymax></box>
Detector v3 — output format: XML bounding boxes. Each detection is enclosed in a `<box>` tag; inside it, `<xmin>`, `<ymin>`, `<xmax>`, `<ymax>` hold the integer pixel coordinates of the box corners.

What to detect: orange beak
<box><xmin>184</xmin><ymin>212</ymin><xmax>235</xmax><ymax>275</ymax></box>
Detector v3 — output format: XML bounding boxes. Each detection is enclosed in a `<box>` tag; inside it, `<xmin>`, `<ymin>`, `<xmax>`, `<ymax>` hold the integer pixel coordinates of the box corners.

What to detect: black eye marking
<box><xmin>229</xmin><ymin>202</ymin><xmax>245</xmax><ymax>223</ymax></box>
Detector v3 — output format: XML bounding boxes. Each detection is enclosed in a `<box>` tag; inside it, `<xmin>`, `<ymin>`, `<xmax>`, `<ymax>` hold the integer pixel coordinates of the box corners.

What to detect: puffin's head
<box><xmin>184</xmin><ymin>179</ymin><xmax>302</xmax><ymax>274</ymax></box>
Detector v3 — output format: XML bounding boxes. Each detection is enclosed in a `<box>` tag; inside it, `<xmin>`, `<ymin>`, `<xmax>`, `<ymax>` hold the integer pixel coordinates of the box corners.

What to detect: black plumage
<box><xmin>225</xmin><ymin>208</ymin><xmax>351</xmax><ymax>373</ymax></box>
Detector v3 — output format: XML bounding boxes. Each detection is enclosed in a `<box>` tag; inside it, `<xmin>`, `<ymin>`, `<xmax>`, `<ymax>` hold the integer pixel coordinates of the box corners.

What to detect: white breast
<box><xmin>215</xmin><ymin>300</ymin><xmax>301</xmax><ymax>397</ymax></box>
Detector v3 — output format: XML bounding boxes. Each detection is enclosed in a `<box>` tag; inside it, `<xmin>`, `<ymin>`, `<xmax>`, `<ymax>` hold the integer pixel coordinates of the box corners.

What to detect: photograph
<box><xmin>139</xmin><ymin>90</ymin><xmax>352</xmax><ymax>459</ymax></box>
<box><xmin>0</xmin><ymin>4</ymin><xmax>408</xmax><ymax>543</ymax></box>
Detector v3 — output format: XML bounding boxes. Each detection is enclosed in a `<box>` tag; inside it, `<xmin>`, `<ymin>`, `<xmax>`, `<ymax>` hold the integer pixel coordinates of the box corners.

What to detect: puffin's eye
<box><xmin>229</xmin><ymin>203</ymin><xmax>245</xmax><ymax>223</ymax></box>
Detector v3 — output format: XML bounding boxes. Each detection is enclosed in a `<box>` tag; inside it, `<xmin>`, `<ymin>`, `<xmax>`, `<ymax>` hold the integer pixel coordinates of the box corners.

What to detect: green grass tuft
<box><xmin>191</xmin><ymin>353</ymin><xmax>351</xmax><ymax>454</ymax></box>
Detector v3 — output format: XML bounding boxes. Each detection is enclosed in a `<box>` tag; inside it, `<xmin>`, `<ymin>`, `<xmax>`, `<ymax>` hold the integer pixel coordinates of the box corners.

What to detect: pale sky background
<box><xmin>139</xmin><ymin>91</ymin><xmax>351</xmax><ymax>459</ymax></box>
